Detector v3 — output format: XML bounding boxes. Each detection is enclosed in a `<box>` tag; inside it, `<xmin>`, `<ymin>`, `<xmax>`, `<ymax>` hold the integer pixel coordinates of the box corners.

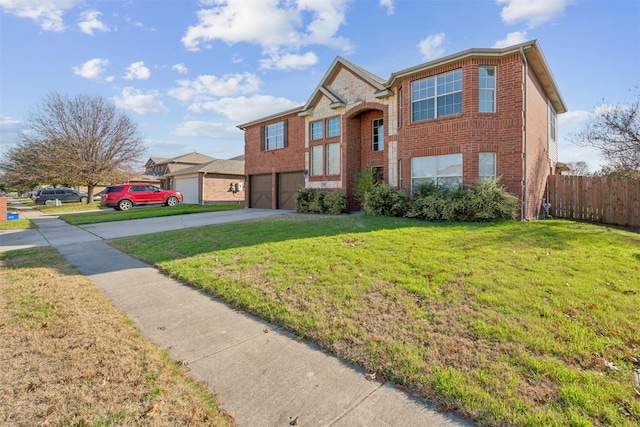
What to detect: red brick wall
<box><xmin>523</xmin><ymin>65</ymin><xmax>553</xmax><ymax>219</ymax></box>
<box><xmin>203</xmin><ymin>174</ymin><xmax>245</xmax><ymax>204</ymax></box>
<box><xmin>0</xmin><ymin>197</ymin><xmax>7</xmax><ymax>223</ymax></box>
<box><xmin>242</xmin><ymin>52</ymin><xmax>556</xmax><ymax>218</ymax></box>
<box><xmin>244</xmin><ymin>111</ymin><xmax>306</xmax><ymax>208</ymax></box>
<box><xmin>396</xmin><ymin>54</ymin><xmax>527</xmax><ymax>212</ymax></box>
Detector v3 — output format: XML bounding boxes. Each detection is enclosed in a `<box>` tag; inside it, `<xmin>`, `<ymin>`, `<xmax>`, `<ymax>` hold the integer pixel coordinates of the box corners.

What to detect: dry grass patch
<box><xmin>0</xmin><ymin>248</ymin><xmax>233</xmax><ymax>427</ymax></box>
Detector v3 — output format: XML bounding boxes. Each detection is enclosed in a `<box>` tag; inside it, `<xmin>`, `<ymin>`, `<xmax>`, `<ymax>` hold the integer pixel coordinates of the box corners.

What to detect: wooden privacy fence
<box><xmin>547</xmin><ymin>175</ymin><xmax>640</xmax><ymax>227</ymax></box>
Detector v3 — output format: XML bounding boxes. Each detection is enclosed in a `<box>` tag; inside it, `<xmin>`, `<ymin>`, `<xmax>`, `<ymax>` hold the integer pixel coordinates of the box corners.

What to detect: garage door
<box><xmin>250</xmin><ymin>174</ymin><xmax>272</xmax><ymax>209</ymax></box>
<box><xmin>278</xmin><ymin>172</ymin><xmax>304</xmax><ymax>210</ymax></box>
<box><xmin>175</xmin><ymin>175</ymin><xmax>199</xmax><ymax>204</ymax></box>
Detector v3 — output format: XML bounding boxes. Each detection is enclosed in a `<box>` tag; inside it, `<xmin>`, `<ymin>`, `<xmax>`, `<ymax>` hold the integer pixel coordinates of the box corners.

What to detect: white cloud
<box><xmin>0</xmin><ymin>0</ymin><xmax>80</xmax><ymax>31</ymax></box>
<box><xmin>72</xmin><ymin>58</ymin><xmax>110</xmax><ymax>80</ymax></box>
<box><xmin>0</xmin><ymin>114</ymin><xmax>22</xmax><ymax>145</ymax></box>
<box><xmin>418</xmin><ymin>32</ymin><xmax>445</xmax><ymax>61</ymax></box>
<box><xmin>172</xmin><ymin>63</ymin><xmax>188</xmax><ymax>74</ymax></box>
<box><xmin>493</xmin><ymin>30</ymin><xmax>528</xmax><ymax>48</ymax></box>
<box><xmin>497</xmin><ymin>0</ymin><xmax>573</xmax><ymax>28</ymax></box>
<box><xmin>124</xmin><ymin>61</ymin><xmax>151</xmax><ymax>80</ymax></box>
<box><xmin>172</xmin><ymin>121</ymin><xmax>242</xmax><ymax>139</ymax></box>
<box><xmin>259</xmin><ymin>51</ymin><xmax>318</xmax><ymax>70</ymax></box>
<box><xmin>112</xmin><ymin>87</ymin><xmax>169</xmax><ymax>115</ymax></box>
<box><xmin>558</xmin><ymin>110</ymin><xmax>593</xmax><ymax>128</ymax></box>
<box><xmin>78</xmin><ymin>10</ymin><xmax>109</xmax><ymax>35</ymax></box>
<box><xmin>190</xmin><ymin>95</ymin><xmax>301</xmax><ymax>122</ymax></box>
<box><xmin>379</xmin><ymin>0</ymin><xmax>394</xmax><ymax>15</ymax></box>
<box><xmin>168</xmin><ymin>73</ymin><xmax>261</xmax><ymax>102</ymax></box>
<box><xmin>181</xmin><ymin>0</ymin><xmax>352</xmax><ymax>70</ymax></box>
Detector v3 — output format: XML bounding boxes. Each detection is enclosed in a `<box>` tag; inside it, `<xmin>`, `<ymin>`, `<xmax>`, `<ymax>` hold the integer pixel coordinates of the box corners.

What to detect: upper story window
<box><xmin>311</xmin><ymin>121</ymin><xmax>323</xmax><ymax>140</ymax></box>
<box><xmin>411</xmin><ymin>69</ymin><xmax>462</xmax><ymax>122</ymax></box>
<box><xmin>372</xmin><ymin>118</ymin><xmax>384</xmax><ymax>151</ymax></box>
<box><xmin>479</xmin><ymin>66</ymin><xmax>496</xmax><ymax>113</ymax></box>
<box><xmin>326</xmin><ymin>117</ymin><xmax>340</xmax><ymax>137</ymax></box>
<box><xmin>261</xmin><ymin>120</ymin><xmax>287</xmax><ymax>150</ymax></box>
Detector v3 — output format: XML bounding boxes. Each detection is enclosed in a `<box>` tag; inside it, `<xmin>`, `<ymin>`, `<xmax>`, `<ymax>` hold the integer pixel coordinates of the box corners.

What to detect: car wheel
<box><xmin>118</xmin><ymin>199</ymin><xmax>133</xmax><ymax>211</ymax></box>
<box><xmin>166</xmin><ymin>196</ymin><xmax>179</xmax><ymax>207</ymax></box>
<box><xmin>80</xmin><ymin>196</ymin><xmax>88</xmax><ymax>203</ymax></box>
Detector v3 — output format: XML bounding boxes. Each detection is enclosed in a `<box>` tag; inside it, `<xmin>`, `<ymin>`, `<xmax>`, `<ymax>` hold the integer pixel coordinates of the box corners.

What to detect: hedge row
<box><xmin>365</xmin><ymin>179</ymin><xmax>519</xmax><ymax>221</ymax></box>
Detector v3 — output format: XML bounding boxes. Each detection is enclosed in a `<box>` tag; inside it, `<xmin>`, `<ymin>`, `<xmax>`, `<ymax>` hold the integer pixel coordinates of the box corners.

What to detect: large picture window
<box><xmin>372</xmin><ymin>118</ymin><xmax>384</xmax><ymax>151</ymax></box>
<box><xmin>310</xmin><ymin>145</ymin><xmax>323</xmax><ymax>176</ymax></box>
<box><xmin>411</xmin><ymin>153</ymin><xmax>462</xmax><ymax>189</ymax></box>
<box><xmin>264</xmin><ymin>121</ymin><xmax>285</xmax><ymax>150</ymax></box>
<box><xmin>326</xmin><ymin>143</ymin><xmax>340</xmax><ymax>175</ymax></box>
<box><xmin>411</xmin><ymin>69</ymin><xmax>462</xmax><ymax>122</ymax></box>
<box><xmin>479</xmin><ymin>66</ymin><xmax>496</xmax><ymax>113</ymax></box>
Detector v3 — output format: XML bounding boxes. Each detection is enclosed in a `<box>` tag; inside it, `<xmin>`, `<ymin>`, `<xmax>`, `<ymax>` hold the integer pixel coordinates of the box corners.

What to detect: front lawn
<box><xmin>110</xmin><ymin>216</ymin><xmax>640</xmax><ymax>427</ymax></box>
<box><xmin>60</xmin><ymin>203</ymin><xmax>244</xmax><ymax>225</ymax></box>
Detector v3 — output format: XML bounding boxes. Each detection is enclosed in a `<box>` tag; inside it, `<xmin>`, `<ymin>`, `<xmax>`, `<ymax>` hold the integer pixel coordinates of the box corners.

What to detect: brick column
<box><xmin>0</xmin><ymin>197</ymin><xmax>7</xmax><ymax>223</ymax></box>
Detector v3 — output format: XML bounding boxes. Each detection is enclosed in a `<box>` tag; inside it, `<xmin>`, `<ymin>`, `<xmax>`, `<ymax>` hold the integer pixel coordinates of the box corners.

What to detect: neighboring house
<box><xmin>165</xmin><ymin>158</ymin><xmax>245</xmax><ymax>205</ymax></box>
<box><xmin>144</xmin><ymin>152</ymin><xmax>218</xmax><ymax>190</ymax></box>
<box><xmin>238</xmin><ymin>40</ymin><xmax>566</xmax><ymax>219</ymax></box>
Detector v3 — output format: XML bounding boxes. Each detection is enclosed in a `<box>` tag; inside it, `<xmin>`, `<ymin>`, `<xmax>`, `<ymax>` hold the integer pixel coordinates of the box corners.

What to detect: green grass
<box><xmin>0</xmin><ymin>218</ymin><xmax>34</xmax><ymax>230</ymax></box>
<box><xmin>110</xmin><ymin>215</ymin><xmax>640</xmax><ymax>426</ymax></box>
<box><xmin>59</xmin><ymin>203</ymin><xmax>244</xmax><ymax>225</ymax></box>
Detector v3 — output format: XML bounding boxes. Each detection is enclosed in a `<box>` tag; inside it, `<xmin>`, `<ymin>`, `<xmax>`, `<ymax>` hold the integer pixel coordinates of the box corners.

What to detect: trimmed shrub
<box><xmin>322</xmin><ymin>190</ymin><xmax>347</xmax><ymax>215</ymax></box>
<box><xmin>407</xmin><ymin>178</ymin><xmax>519</xmax><ymax>222</ymax></box>
<box><xmin>352</xmin><ymin>170</ymin><xmax>377</xmax><ymax>206</ymax></box>
<box><xmin>363</xmin><ymin>184</ymin><xmax>409</xmax><ymax>217</ymax></box>
<box><xmin>295</xmin><ymin>188</ymin><xmax>346</xmax><ymax>215</ymax></box>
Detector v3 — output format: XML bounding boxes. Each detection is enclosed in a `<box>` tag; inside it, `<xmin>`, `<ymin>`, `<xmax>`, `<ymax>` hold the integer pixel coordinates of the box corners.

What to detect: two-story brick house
<box><xmin>238</xmin><ymin>40</ymin><xmax>566</xmax><ymax>219</ymax></box>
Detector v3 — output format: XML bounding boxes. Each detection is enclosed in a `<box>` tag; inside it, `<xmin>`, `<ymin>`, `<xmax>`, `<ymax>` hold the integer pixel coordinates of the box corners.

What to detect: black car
<box><xmin>33</xmin><ymin>188</ymin><xmax>89</xmax><ymax>204</ymax></box>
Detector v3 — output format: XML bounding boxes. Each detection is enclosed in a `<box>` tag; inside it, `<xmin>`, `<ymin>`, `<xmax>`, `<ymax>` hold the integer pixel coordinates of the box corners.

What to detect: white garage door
<box><xmin>175</xmin><ymin>175</ymin><xmax>199</xmax><ymax>204</ymax></box>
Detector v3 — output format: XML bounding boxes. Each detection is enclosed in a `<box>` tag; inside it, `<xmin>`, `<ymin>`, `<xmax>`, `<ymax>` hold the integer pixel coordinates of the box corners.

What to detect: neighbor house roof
<box><xmin>167</xmin><ymin>159</ymin><xmax>245</xmax><ymax>177</ymax></box>
<box><xmin>155</xmin><ymin>152</ymin><xmax>217</xmax><ymax>166</ymax></box>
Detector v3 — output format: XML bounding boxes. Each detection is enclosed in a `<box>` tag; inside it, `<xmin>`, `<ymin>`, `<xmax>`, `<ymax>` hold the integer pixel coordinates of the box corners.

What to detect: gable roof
<box><xmin>167</xmin><ymin>159</ymin><xmax>245</xmax><ymax>177</ymax></box>
<box><xmin>300</xmin><ymin>56</ymin><xmax>389</xmax><ymax>114</ymax></box>
<box><xmin>155</xmin><ymin>152</ymin><xmax>217</xmax><ymax>166</ymax></box>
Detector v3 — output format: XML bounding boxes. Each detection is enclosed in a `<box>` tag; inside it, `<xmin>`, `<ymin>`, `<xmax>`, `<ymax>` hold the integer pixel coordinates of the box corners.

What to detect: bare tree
<box><xmin>572</xmin><ymin>86</ymin><xmax>639</xmax><ymax>172</ymax></box>
<box><xmin>1</xmin><ymin>92</ymin><xmax>147</xmax><ymax>201</ymax></box>
<box><xmin>563</xmin><ymin>161</ymin><xmax>591</xmax><ymax>176</ymax></box>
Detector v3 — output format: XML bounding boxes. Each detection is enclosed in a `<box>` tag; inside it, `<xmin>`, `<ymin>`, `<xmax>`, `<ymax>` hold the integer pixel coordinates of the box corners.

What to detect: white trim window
<box><xmin>372</xmin><ymin>118</ymin><xmax>384</xmax><ymax>151</ymax></box>
<box><xmin>411</xmin><ymin>153</ymin><xmax>462</xmax><ymax>189</ymax></box>
<box><xmin>310</xmin><ymin>145</ymin><xmax>323</xmax><ymax>176</ymax></box>
<box><xmin>479</xmin><ymin>152</ymin><xmax>496</xmax><ymax>180</ymax></box>
<box><xmin>326</xmin><ymin>143</ymin><xmax>340</xmax><ymax>175</ymax></box>
<box><xmin>264</xmin><ymin>121</ymin><xmax>285</xmax><ymax>150</ymax></box>
<box><xmin>411</xmin><ymin>69</ymin><xmax>462</xmax><ymax>121</ymax></box>
<box><xmin>326</xmin><ymin>117</ymin><xmax>340</xmax><ymax>138</ymax></box>
<box><xmin>479</xmin><ymin>66</ymin><xmax>496</xmax><ymax>113</ymax></box>
<box><xmin>311</xmin><ymin>121</ymin><xmax>323</xmax><ymax>140</ymax></box>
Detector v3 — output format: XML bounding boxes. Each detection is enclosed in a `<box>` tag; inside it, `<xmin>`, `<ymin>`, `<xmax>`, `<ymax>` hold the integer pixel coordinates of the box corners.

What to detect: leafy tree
<box><xmin>0</xmin><ymin>92</ymin><xmax>147</xmax><ymax>201</ymax></box>
<box><xmin>572</xmin><ymin>86</ymin><xmax>639</xmax><ymax>173</ymax></box>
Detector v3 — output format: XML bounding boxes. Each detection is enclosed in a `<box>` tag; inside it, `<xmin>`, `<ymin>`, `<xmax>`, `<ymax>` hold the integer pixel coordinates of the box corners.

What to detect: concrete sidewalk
<box><xmin>1</xmin><ymin>202</ymin><xmax>472</xmax><ymax>426</ymax></box>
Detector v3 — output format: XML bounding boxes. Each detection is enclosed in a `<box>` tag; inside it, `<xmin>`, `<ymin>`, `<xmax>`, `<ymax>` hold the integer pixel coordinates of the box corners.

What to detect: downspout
<box><xmin>520</xmin><ymin>46</ymin><xmax>528</xmax><ymax>221</ymax></box>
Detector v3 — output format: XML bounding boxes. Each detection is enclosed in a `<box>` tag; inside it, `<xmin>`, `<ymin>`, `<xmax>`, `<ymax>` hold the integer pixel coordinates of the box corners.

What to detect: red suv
<box><xmin>101</xmin><ymin>184</ymin><xmax>183</xmax><ymax>211</ymax></box>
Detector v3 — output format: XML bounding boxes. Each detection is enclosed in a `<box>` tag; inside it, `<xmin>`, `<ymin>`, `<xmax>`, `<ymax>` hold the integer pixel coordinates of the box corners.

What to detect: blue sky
<box><xmin>1</xmin><ymin>0</ymin><xmax>639</xmax><ymax>173</ymax></box>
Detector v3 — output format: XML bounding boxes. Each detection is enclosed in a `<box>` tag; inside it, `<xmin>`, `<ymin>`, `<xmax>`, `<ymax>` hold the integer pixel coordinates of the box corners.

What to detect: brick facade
<box><xmin>239</xmin><ymin>41</ymin><xmax>566</xmax><ymax>219</ymax></box>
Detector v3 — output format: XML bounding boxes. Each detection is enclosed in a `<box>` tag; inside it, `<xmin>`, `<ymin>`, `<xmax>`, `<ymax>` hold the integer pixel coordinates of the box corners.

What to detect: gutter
<box><xmin>520</xmin><ymin>46</ymin><xmax>528</xmax><ymax>221</ymax></box>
